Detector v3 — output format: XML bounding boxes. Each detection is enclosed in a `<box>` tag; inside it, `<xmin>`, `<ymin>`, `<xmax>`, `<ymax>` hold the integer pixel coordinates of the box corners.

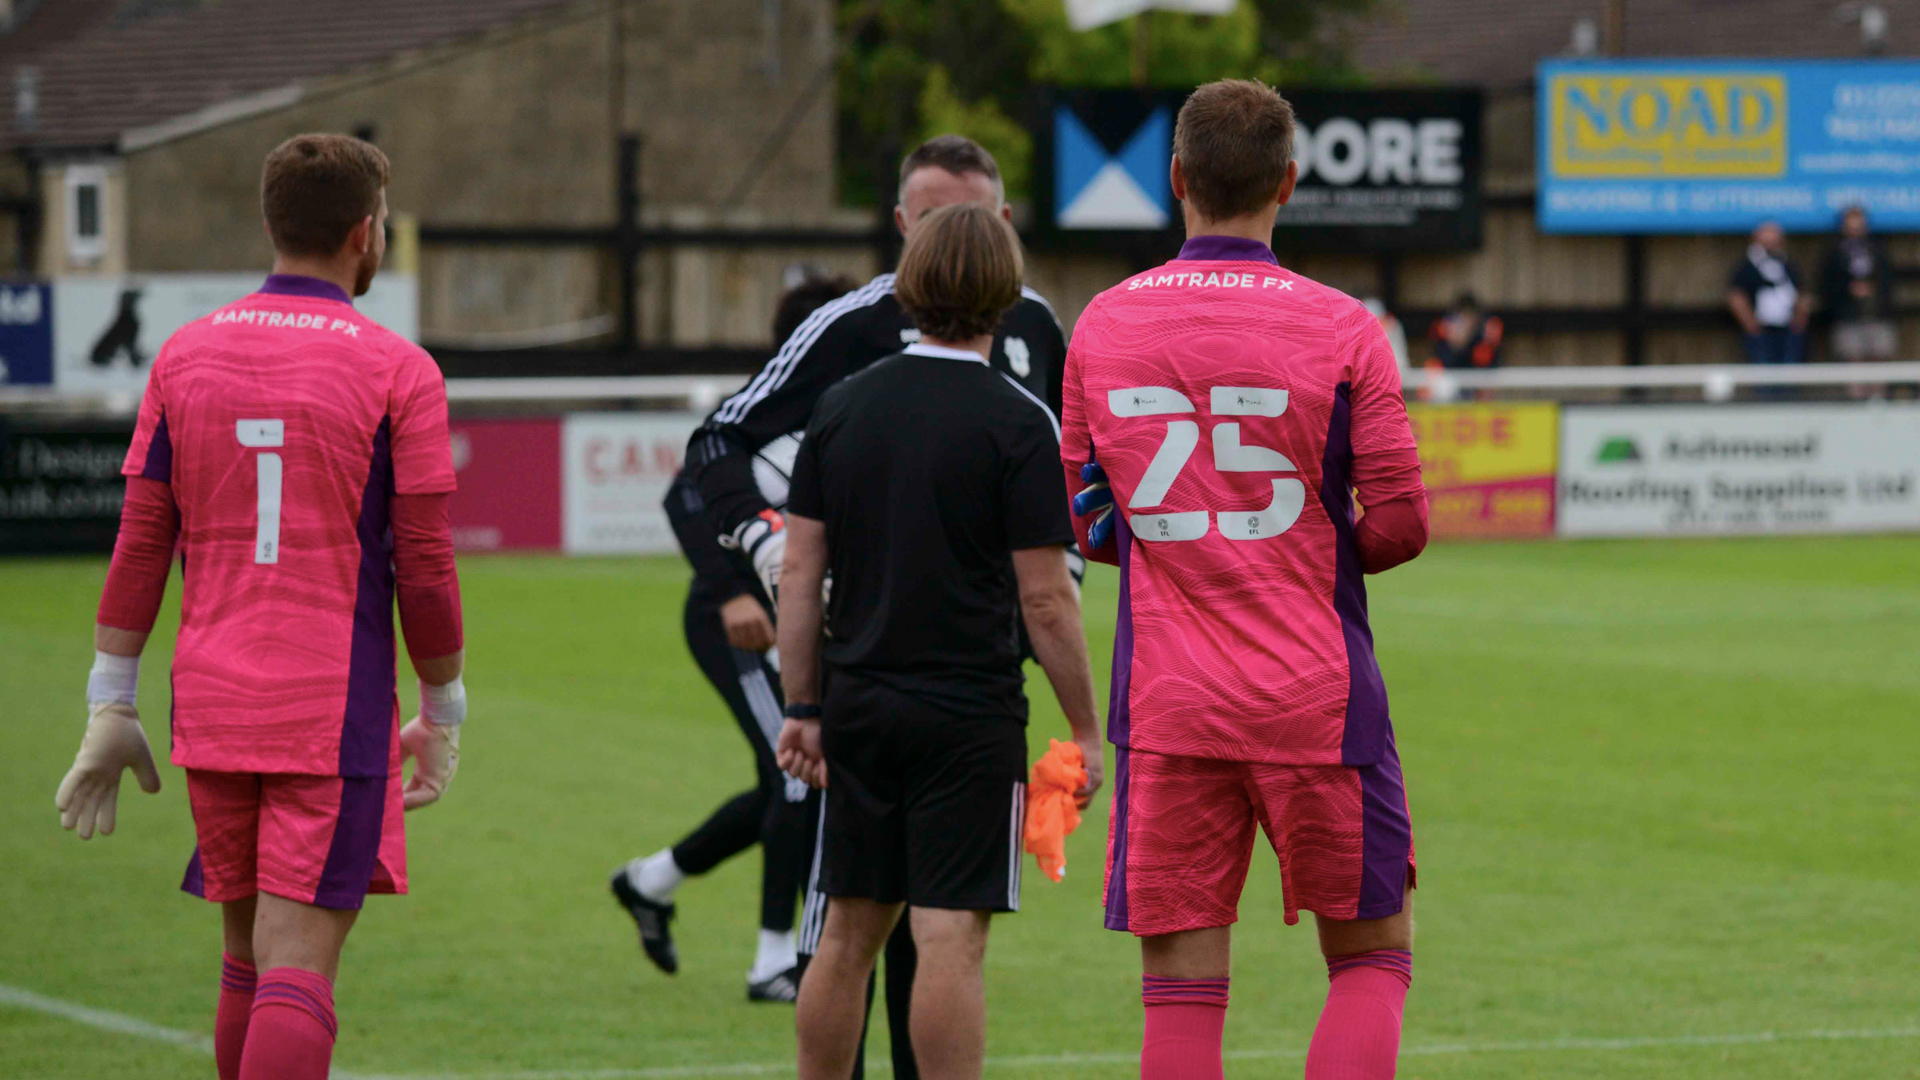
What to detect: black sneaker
<box><xmin>747</xmin><ymin>966</ymin><xmax>799</xmax><ymax>1003</ymax></box>
<box><xmin>609</xmin><ymin>868</ymin><xmax>678</xmax><ymax>974</ymax></box>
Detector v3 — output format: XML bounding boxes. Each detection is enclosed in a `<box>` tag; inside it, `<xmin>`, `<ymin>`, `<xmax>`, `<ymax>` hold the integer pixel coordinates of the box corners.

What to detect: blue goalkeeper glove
<box><xmin>1072</xmin><ymin>459</ymin><xmax>1116</xmax><ymax>550</ymax></box>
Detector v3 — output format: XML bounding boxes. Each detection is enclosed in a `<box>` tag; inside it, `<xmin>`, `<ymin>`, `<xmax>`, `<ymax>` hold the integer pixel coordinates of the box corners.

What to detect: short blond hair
<box><xmin>894</xmin><ymin>203</ymin><xmax>1023</xmax><ymax>342</ymax></box>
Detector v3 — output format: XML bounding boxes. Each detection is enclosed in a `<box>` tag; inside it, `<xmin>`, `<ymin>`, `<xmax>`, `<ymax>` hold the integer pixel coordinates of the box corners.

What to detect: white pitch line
<box><xmin>4</xmin><ymin>981</ymin><xmax>1914</xmax><ymax>1080</ymax></box>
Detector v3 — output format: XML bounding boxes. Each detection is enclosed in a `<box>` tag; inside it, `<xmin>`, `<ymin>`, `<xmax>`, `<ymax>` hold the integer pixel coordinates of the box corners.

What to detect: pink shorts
<box><xmin>181</xmin><ymin>767</ymin><xmax>406</xmax><ymax>911</ymax></box>
<box><xmin>1103</xmin><ymin>743</ymin><xmax>1414</xmax><ymax>935</ymax></box>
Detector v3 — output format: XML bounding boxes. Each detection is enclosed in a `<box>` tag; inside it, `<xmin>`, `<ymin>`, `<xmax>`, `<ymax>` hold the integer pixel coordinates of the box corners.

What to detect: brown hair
<box><xmin>260</xmin><ymin>134</ymin><xmax>390</xmax><ymax>257</ymax></box>
<box><xmin>898</xmin><ymin>134</ymin><xmax>1003</xmax><ymax>204</ymax></box>
<box><xmin>894</xmin><ymin>203</ymin><xmax>1023</xmax><ymax>342</ymax></box>
<box><xmin>1173</xmin><ymin>79</ymin><xmax>1295</xmax><ymax>221</ymax></box>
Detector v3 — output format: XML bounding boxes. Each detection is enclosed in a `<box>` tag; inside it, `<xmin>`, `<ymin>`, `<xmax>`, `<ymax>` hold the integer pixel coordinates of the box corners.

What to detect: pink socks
<box><xmin>1305</xmin><ymin>949</ymin><xmax>1412</xmax><ymax>1080</ymax></box>
<box><xmin>1141</xmin><ymin>974</ymin><xmax>1229</xmax><ymax>1080</ymax></box>
<box><xmin>215</xmin><ymin>954</ymin><xmax>256</xmax><ymax>1080</ymax></box>
<box><xmin>238</xmin><ymin>967</ymin><xmax>337</xmax><ymax>1080</ymax></box>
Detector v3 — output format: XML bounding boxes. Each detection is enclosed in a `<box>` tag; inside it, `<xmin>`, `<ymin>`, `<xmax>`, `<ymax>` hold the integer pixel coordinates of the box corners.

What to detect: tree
<box><xmin>837</xmin><ymin>0</ymin><xmax>1376</xmax><ymax>206</ymax></box>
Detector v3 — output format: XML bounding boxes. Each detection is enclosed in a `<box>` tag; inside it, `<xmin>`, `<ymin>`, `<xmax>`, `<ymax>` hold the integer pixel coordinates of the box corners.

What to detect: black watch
<box><xmin>784</xmin><ymin>702</ymin><xmax>823</xmax><ymax>720</ymax></box>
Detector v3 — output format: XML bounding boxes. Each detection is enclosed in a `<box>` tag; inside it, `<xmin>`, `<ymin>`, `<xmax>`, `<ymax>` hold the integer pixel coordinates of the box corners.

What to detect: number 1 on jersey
<box><xmin>236</xmin><ymin>419</ymin><xmax>285</xmax><ymax>564</ymax></box>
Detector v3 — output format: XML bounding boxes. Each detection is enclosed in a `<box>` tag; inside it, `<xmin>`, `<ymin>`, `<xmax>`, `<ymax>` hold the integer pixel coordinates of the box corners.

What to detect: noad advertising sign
<box><xmin>1558</xmin><ymin>404</ymin><xmax>1920</xmax><ymax>536</ymax></box>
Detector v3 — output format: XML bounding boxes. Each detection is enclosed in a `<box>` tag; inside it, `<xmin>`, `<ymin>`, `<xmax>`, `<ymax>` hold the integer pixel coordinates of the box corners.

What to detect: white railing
<box><xmin>6</xmin><ymin>363</ymin><xmax>1917</xmax><ymax>415</ymax></box>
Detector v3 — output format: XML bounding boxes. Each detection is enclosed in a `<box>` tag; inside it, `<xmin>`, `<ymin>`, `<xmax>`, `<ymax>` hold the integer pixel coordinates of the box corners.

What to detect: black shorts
<box><xmin>819</xmin><ymin>673</ymin><xmax>1028</xmax><ymax>912</ymax></box>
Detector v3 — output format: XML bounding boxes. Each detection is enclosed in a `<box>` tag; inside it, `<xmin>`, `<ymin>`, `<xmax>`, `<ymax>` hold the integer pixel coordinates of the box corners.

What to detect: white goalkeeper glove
<box><xmin>723</xmin><ymin>510</ymin><xmax>787</xmax><ymax>602</ymax></box>
<box><xmin>57</xmin><ymin>653</ymin><xmax>161</xmax><ymax>840</ymax></box>
<box><xmin>401</xmin><ymin>676</ymin><xmax>465</xmax><ymax>811</ymax></box>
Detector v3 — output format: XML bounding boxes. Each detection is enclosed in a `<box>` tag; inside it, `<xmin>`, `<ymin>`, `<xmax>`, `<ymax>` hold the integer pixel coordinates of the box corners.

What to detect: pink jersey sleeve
<box><xmin>1057</xmin><ymin>304</ymin><xmax>1119</xmax><ymax>566</ymax></box>
<box><xmin>121</xmin><ymin>345</ymin><xmax>174</xmax><ymax>481</ymax></box>
<box><xmin>389</xmin><ymin>345</ymin><xmax>456</xmax><ymax>496</ymax></box>
<box><xmin>1337</xmin><ymin>303</ymin><xmax>1424</xmax><ymax>508</ymax></box>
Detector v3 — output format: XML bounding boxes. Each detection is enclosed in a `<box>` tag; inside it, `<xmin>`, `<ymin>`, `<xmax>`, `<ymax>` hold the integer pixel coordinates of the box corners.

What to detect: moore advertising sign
<box><xmin>1540</xmin><ymin>59</ymin><xmax>1920</xmax><ymax>232</ymax></box>
<box><xmin>1039</xmin><ymin>87</ymin><xmax>1482</xmax><ymax>250</ymax></box>
<box><xmin>1558</xmin><ymin>404</ymin><xmax>1920</xmax><ymax>536</ymax></box>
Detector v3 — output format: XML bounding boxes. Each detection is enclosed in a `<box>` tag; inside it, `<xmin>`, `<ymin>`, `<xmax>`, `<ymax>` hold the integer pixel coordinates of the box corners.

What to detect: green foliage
<box><xmin>837</xmin><ymin>0</ymin><xmax>1376</xmax><ymax>207</ymax></box>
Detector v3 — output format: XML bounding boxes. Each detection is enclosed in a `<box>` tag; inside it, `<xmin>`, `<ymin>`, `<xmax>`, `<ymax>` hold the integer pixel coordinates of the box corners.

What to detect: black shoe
<box><xmin>747</xmin><ymin>966</ymin><xmax>799</xmax><ymax>1003</ymax></box>
<box><xmin>609</xmin><ymin>868</ymin><xmax>678</xmax><ymax>974</ymax></box>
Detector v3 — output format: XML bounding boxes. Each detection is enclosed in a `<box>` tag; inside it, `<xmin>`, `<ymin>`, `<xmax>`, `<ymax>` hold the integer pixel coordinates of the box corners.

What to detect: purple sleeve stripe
<box><xmin>139</xmin><ymin>413</ymin><xmax>173</xmax><ymax>482</ymax></box>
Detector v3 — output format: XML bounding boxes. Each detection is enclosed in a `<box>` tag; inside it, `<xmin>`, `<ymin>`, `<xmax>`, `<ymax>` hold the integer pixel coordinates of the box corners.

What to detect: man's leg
<box><xmin>796</xmin><ymin>897</ymin><xmax>901</xmax><ymax>1080</ymax></box>
<box><xmin>882</xmin><ymin>919</ymin><xmax>922</xmax><ymax>1080</ymax></box>
<box><xmin>1306</xmin><ymin>903</ymin><xmax>1414</xmax><ymax>1080</ymax></box>
<box><xmin>239</xmin><ymin>892</ymin><xmax>358</xmax><ymax>1080</ymax></box>
<box><xmin>1138</xmin><ymin>927</ymin><xmax>1232</xmax><ymax>1080</ymax></box>
<box><xmin>216</xmin><ymin>898</ymin><xmax>258</xmax><ymax>1080</ymax></box>
<box><xmin>613</xmin><ymin>593</ymin><xmax>773</xmax><ymax>974</ymax></box>
<box><xmin>906</xmin><ymin>908</ymin><xmax>991</xmax><ymax>1080</ymax></box>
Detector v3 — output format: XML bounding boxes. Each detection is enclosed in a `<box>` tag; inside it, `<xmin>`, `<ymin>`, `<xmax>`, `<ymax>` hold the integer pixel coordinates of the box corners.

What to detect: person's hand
<box><xmin>1072</xmin><ymin>460</ymin><xmax>1116</xmax><ymax>549</ymax></box>
<box><xmin>55</xmin><ymin>703</ymin><xmax>162</xmax><ymax>839</ymax></box>
<box><xmin>718</xmin><ymin>593</ymin><xmax>775</xmax><ymax>652</ymax></box>
<box><xmin>1071</xmin><ymin>729</ymin><xmax>1104</xmax><ymax>810</ymax></box>
<box><xmin>776</xmin><ymin>718</ymin><xmax>827</xmax><ymax>789</ymax></box>
<box><xmin>400</xmin><ymin>716</ymin><xmax>460</xmax><ymax>810</ymax></box>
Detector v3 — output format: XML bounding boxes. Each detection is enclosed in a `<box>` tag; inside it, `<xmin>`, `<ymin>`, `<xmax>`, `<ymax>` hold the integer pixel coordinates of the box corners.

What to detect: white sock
<box><xmin>627</xmin><ymin>849</ymin><xmax>685</xmax><ymax>902</ymax></box>
<box><xmin>748</xmin><ymin>928</ymin><xmax>797</xmax><ymax>982</ymax></box>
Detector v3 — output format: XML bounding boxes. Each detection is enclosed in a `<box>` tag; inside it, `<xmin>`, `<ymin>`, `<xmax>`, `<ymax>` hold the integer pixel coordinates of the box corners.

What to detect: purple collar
<box><xmin>260</xmin><ymin>274</ymin><xmax>352</xmax><ymax>304</ymax></box>
<box><xmin>1176</xmin><ymin>235</ymin><xmax>1278</xmax><ymax>265</ymax></box>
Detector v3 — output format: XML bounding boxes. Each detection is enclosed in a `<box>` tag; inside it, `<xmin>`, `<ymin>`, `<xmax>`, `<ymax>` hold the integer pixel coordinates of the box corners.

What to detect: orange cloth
<box><xmin>1023</xmin><ymin>739</ymin><xmax>1088</xmax><ymax>883</ymax></box>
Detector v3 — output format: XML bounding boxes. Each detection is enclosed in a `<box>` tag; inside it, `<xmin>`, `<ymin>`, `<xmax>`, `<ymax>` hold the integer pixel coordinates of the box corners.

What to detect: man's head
<box><xmin>261</xmin><ymin>134</ymin><xmax>391</xmax><ymax>295</ymax></box>
<box><xmin>1752</xmin><ymin>220</ymin><xmax>1785</xmax><ymax>253</ymax></box>
<box><xmin>771</xmin><ymin>272</ymin><xmax>858</xmax><ymax>346</ymax></box>
<box><xmin>1841</xmin><ymin>205</ymin><xmax>1870</xmax><ymax>238</ymax></box>
<box><xmin>895</xmin><ymin>135</ymin><xmax>1008</xmax><ymax>236</ymax></box>
<box><xmin>893</xmin><ymin>203</ymin><xmax>1023</xmax><ymax>345</ymax></box>
<box><xmin>1171</xmin><ymin>79</ymin><xmax>1298</xmax><ymax>227</ymax></box>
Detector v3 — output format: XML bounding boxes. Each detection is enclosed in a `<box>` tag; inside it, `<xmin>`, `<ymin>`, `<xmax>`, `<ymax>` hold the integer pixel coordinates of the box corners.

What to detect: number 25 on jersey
<box><xmin>1108</xmin><ymin>385</ymin><xmax>1303</xmax><ymax>542</ymax></box>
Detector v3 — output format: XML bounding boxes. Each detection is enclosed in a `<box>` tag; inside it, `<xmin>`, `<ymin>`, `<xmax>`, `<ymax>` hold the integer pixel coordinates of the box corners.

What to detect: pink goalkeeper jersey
<box><xmin>122</xmin><ymin>275</ymin><xmax>455</xmax><ymax>778</ymax></box>
<box><xmin>1060</xmin><ymin>236</ymin><xmax>1422</xmax><ymax>767</ymax></box>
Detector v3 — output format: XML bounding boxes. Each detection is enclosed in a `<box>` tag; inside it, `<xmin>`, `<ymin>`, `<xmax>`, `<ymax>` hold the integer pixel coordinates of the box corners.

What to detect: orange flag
<box><xmin>1023</xmin><ymin>739</ymin><xmax>1087</xmax><ymax>883</ymax></box>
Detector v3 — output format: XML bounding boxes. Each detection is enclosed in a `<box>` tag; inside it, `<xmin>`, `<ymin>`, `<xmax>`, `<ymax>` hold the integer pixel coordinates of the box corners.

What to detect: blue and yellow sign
<box><xmin>1540</xmin><ymin>60</ymin><xmax>1920</xmax><ymax>232</ymax></box>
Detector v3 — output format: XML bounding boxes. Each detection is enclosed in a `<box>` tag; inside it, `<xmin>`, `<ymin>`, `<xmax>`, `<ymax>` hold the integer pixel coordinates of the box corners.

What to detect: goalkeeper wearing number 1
<box><xmin>1061</xmin><ymin>82</ymin><xmax>1430</xmax><ymax>1080</ymax></box>
<box><xmin>53</xmin><ymin>134</ymin><xmax>466</xmax><ymax>1080</ymax></box>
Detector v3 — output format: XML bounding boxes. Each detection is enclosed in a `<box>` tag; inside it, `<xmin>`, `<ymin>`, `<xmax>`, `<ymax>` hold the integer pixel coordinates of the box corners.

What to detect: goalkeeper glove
<box><xmin>401</xmin><ymin>676</ymin><xmax>465</xmax><ymax>811</ymax></box>
<box><xmin>1073</xmin><ymin>460</ymin><xmax>1116</xmax><ymax>549</ymax></box>
<box><xmin>723</xmin><ymin>509</ymin><xmax>787</xmax><ymax>602</ymax></box>
<box><xmin>56</xmin><ymin>653</ymin><xmax>161</xmax><ymax>840</ymax></box>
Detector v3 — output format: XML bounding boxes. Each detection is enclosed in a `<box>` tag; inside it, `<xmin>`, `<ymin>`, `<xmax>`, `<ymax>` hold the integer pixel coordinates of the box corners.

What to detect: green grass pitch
<box><xmin>2</xmin><ymin>537</ymin><xmax>1916</xmax><ymax>1079</ymax></box>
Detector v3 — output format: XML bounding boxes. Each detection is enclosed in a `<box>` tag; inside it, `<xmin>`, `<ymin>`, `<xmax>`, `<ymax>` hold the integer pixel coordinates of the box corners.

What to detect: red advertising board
<box><xmin>448</xmin><ymin>418</ymin><xmax>562</xmax><ymax>552</ymax></box>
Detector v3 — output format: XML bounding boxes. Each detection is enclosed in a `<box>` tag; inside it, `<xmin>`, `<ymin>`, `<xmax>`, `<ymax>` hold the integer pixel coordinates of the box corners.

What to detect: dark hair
<box><xmin>894</xmin><ymin>203</ymin><xmax>1023</xmax><ymax>342</ymax></box>
<box><xmin>771</xmin><ymin>273</ymin><xmax>858</xmax><ymax>346</ymax></box>
<box><xmin>898</xmin><ymin>135</ymin><xmax>1003</xmax><ymax>204</ymax></box>
<box><xmin>261</xmin><ymin>134</ymin><xmax>390</xmax><ymax>257</ymax></box>
<box><xmin>1451</xmin><ymin>290</ymin><xmax>1480</xmax><ymax>312</ymax></box>
<box><xmin>1173</xmin><ymin>79</ymin><xmax>1295</xmax><ymax>221</ymax></box>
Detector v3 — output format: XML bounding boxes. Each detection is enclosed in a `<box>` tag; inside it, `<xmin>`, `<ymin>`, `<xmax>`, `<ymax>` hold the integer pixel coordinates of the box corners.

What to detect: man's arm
<box><xmin>1341</xmin><ymin>302</ymin><xmax>1432</xmax><ymax>575</ymax></box>
<box><xmin>773</xmin><ymin>513</ymin><xmax>828</xmax><ymax>790</ymax></box>
<box><xmin>1056</xmin><ymin>307</ymin><xmax>1121</xmax><ymax>567</ymax></box>
<box><xmin>59</xmin><ymin>476</ymin><xmax>176</xmax><ymax>839</ymax></box>
<box><xmin>391</xmin><ymin>492</ymin><xmax>466</xmax><ymax>810</ymax></box>
<box><xmin>1012</xmin><ymin>546</ymin><xmax>1103</xmax><ymax>806</ymax></box>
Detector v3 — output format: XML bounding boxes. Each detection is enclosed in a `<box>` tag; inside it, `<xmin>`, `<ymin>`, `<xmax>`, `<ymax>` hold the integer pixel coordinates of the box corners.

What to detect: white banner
<box><xmin>54</xmin><ymin>273</ymin><xmax>418</xmax><ymax>395</ymax></box>
<box><xmin>1558</xmin><ymin>404</ymin><xmax>1920</xmax><ymax>536</ymax></box>
<box><xmin>562</xmin><ymin>411</ymin><xmax>704</xmax><ymax>555</ymax></box>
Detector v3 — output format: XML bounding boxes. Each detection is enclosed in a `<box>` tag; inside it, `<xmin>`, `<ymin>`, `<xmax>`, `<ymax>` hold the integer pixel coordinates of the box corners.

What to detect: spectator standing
<box><xmin>1728</xmin><ymin>221</ymin><xmax>1811</xmax><ymax>374</ymax></box>
<box><xmin>1428</xmin><ymin>291</ymin><xmax>1503</xmax><ymax>370</ymax></box>
<box><xmin>1821</xmin><ymin>206</ymin><xmax>1898</xmax><ymax>398</ymax></box>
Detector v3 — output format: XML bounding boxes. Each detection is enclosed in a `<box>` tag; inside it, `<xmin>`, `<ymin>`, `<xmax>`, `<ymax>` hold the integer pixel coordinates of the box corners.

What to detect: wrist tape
<box><xmin>421</xmin><ymin>675</ymin><xmax>467</xmax><ymax>727</ymax></box>
<box><xmin>86</xmin><ymin>651</ymin><xmax>139</xmax><ymax>708</ymax></box>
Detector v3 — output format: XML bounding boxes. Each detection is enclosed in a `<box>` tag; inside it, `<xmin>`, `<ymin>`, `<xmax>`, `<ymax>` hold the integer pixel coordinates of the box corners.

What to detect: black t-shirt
<box><xmin>688</xmin><ymin>273</ymin><xmax>1067</xmax><ymax>537</ymax></box>
<box><xmin>1729</xmin><ymin>248</ymin><xmax>1802</xmax><ymax>329</ymax></box>
<box><xmin>787</xmin><ymin>344</ymin><xmax>1074</xmax><ymax>720</ymax></box>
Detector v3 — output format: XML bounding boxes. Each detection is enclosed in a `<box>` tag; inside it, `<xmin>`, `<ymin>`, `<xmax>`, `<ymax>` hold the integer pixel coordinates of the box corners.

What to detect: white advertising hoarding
<box><xmin>562</xmin><ymin>411</ymin><xmax>705</xmax><ymax>555</ymax></box>
<box><xmin>54</xmin><ymin>273</ymin><xmax>418</xmax><ymax>395</ymax></box>
<box><xmin>1559</xmin><ymin>404</ymin><xmax>1920</xmax><ymax>536</ymax></box>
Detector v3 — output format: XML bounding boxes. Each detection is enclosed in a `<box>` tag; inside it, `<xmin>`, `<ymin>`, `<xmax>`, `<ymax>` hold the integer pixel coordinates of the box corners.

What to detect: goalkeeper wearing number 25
<box><xmin>1060</xmin><ymin>81</ymin><xmax>1429</xmax><ymax>1080</ymax></box>
<box><xmin>55</xmin><ymin>134</ymin><xmax>467</xmax><ymax>1080</ymax></box>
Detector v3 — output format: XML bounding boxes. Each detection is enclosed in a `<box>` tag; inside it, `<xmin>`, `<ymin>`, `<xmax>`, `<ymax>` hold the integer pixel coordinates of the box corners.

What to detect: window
<box><xmin>65</xmin><ymin>164</ymin><xmax>107</xmax><ymax>263</ymax></box>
